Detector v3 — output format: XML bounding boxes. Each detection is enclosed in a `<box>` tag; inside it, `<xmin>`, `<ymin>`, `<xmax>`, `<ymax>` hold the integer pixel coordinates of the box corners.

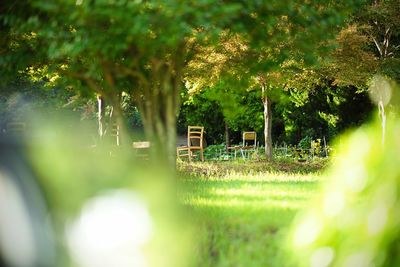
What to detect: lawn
<box><xmin>178</xmin><ymin>160</ymin><xmax>328</xmax><ymax>267</ymax></box>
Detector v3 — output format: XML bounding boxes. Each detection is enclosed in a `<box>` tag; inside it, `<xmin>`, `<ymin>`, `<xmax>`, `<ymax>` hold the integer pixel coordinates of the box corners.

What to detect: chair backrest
<box><xmin>133</xmin><ymin>141</ymin><xmax>151</xmax><ymax>160</ymax></box>
<box><xmin>243</xmin><ymin>131</ymin><xmax>256</xmax><ymax>147</ymax></box>
<box><xmin>188</xmin><ymin>126</ymin><xmax>204</xmax><ymax>148</ymax></box>
<box><xmin>132</xmin><ymin>141</ymin><xmax>151</xmax><ymax>149</ymax></box>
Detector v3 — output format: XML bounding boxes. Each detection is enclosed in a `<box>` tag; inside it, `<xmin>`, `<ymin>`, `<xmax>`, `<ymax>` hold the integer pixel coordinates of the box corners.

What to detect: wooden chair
<box><xmin>240</xmin><ymin>131</ymin><xmax>257</xmax><ymax>159</ymax></box>
<box><xmin>177</xmin><ymin>126</ymin><xmax>205</xmax><ymax>162</ymax></box>
<box><xmin>133</xmin><ymin>141</ymin><xmax>151</xmax><ymax>159</ymax></box>
<box><xmin>227</xmin><ymin>145</ymin><xmax>241</xmax><ymax>159</ymax></box>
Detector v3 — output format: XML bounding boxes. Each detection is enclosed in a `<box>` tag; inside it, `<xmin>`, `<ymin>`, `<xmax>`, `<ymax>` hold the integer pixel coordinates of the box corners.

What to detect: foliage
<box><xmin>290</xmin><ymin>116</ymin><xmax>400</xmax><ymax>267</ymax></box>
<box><xmin>311</xmin><ymin>139</ymin><xmax>323</xmax><ymax>157</ymax></box>
<box><xmin>203</xmin><ymin>144</ymin><xmax>228</xmax><ymax>161</ymax></box>
<box><xmin>330</xmin><ymin>24</ymin><xmax>378</xmax><ymax>88</ymax></box>
<box><xmin>278</xmin><ymin>83</ymin><xmax>374</xmax><ymax>144</ymax></box>
<box><xmin>180</xmin><ymin>74</ymin><xmax>374</xmax><ymax>150</ymax></box>
<box><xmin>298</xmin><ymin>136</ymin><xmax>313</xmax><ymax>150</ymax></box>
<box><xmin>178</xmin><ymin>78</ymin><xmax>375</xmax><ymax>148</ymax></box>
<box><xmin>177</xmin><ymin>91</ymin><xmax>225</xmax><ymax>144</ymax></box>
<box><xmin>0</xmin><ymin>77</ymin><xmax>89</xmax><ymax>128</ymax></box>
<box><xmin>182</xmin><ymin>0</ymin><xmax>364</xmax><ymax>159</ymax></box>
<box><xmin>1</xmin><ymin>0</ymin><xmax>362</xmax><ymax>164</ymax></box>
<box><xmin>326</xmin><ymin>0</ymin><xmax>400</xmax><ymax>89</ymax></box>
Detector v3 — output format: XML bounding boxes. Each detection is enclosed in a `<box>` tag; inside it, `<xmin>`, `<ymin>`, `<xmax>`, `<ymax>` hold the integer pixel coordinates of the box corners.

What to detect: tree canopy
<box><xmin>1</xmin><ymin>0</ymin><xmax>366</xmax><ymax>164</ymax></box>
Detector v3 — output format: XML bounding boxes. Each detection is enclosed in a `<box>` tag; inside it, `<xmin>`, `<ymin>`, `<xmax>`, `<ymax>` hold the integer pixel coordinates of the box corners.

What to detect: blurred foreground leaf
<box><xmin>290</xmin><ymin>115</ymin><xmax>400</xmax><ymax>267</ymax></box>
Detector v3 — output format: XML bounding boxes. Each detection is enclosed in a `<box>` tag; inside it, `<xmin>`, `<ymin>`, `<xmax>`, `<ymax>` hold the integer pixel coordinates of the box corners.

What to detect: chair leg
<box><xmin>200</xmin><ymin>148</ymin><xmax>204</xmax><ymax>162</ymax></box>
<box><xmin>188</xmin><ymin>148</ymin><xmax>192</xmax><ymax>162</ymax></box>
<box><xmin>240</xmin><ymin>149</ymin><xmax>244</xmax><ymax>159</ymax></box>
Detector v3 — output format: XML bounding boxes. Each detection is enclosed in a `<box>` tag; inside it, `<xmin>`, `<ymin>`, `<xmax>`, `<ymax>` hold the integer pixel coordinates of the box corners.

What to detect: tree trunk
<box><xmin>136</xmin><ymin>60</ymin><xmax>181</xmax><ymax>171</ymax></box>
<box><xmin>164</xmin><ymin>82</ymin><xmax>178</xmax><ymax>168</ymax></box>
<box><xmin>109</xmin><ymin>93</ymin><xmax>127</xmax><ymax>147</ymax></box>
<box><xmin>262</xmin><ymin>85</ymin><xmax>273</xmax><ymax>161</ymax></box>
<box><xmin>139</xmin><ymin>94</ymin><xmax>178</xmax><ymax>170</ymax></box>
<box><xmin>97</xmin><ymin>92</ymin><xmax>127</xmax><ymax>147</ymax></box>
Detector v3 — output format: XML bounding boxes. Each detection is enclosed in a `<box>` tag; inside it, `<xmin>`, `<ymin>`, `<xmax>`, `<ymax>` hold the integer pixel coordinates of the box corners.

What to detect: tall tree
<box><xmin>185</xmin><ymin>15</ymin><xmax>361</xmax><ymax>160</ymax></box>
<box><xmin>319</xmin><ymin>0</ymin><xmax>400</xmax><ymax>145</ymax></box>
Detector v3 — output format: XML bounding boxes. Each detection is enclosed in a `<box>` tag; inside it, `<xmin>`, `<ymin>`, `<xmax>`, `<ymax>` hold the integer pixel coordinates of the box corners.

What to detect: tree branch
<box><xmin>372</xmin><ymin>36</ymin><xmax>383</xmax><ymax>58</ymax></box>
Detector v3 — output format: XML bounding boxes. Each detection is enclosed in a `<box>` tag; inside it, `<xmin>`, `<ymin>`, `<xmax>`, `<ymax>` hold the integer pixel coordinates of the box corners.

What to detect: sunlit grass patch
<box><xmin>178</xmin><ymin>161</ymin><xmax>325</xmax><ymax>267</ymax></box>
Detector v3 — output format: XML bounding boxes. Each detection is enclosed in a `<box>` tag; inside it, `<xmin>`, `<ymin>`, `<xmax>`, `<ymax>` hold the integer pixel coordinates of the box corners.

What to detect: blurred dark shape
<box><xmin>4</xmin><ymin>122</ymin><xmax>26</xmax><ymax>136</ymax></box>
<box><xmin>0</xmin><ymin>135</ymin><xmax>55</xmax><ymax>267</ymax></box>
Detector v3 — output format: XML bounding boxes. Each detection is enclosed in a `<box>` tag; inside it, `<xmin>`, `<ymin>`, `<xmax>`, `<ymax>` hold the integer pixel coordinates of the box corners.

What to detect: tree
<box><xmin>317</xmin><ymin>0</ymin><xmax>400</xmax><ymax>145</ymax></box>
<box><xmin>1</xmin><ymin>1</ymin><xmax>244</xmax><ymax>166</ymax></box>
<box><xmin>184</xmin><ymin>1</ymin><xmax>364</xmax><ymax>160</ymax></box>
<box><xmin>1</xmin><ymin>0</ymin><xmax>363</xmax><ymax>166</ymax></box>
<box><xmin>358</xmin><ymin>0</ymin><xmax>400</xmax><ymax>145</ymax></box>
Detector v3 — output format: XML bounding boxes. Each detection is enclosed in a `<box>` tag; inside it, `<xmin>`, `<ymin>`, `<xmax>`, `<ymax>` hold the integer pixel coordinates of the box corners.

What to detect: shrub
<box><xmin>203</xmin><ymin>144</ymin><xmax>229</xmax><ymax>160</ymax></box>
<box><xmin>298</xmin><ymin>136</ymin><xmax>313</xmax><ymax>150</ymax></box>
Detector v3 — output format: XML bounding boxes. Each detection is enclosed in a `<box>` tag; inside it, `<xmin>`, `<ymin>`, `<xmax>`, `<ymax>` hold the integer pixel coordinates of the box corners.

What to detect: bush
<box><xmin>203</xmin><ymin>144</ymin><xmax>229</xmax><ymax>160</ymax></box>
<box><xmin>298</xmin><ymin>136</ymin><xmax>313</xmax><ymax>150</ymax></box>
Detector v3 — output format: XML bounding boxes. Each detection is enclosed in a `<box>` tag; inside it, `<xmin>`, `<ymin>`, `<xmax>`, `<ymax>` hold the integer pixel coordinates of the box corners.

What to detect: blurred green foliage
<box><xmin>290</xmin><ymin>115</ymin><xmax>400</xmax><ymax>267</ymax></box>
<box><xmin>23</xmin><ymin>115</ymin><xmax>194</xmax><ymax>267</ymax></box>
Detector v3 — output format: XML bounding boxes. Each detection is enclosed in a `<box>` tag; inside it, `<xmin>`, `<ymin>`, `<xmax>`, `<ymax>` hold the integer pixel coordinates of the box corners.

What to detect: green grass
<box><xmin>178</xmin><ymin>160</ymin><xmax>327</xmax><ymax>267</ymax></box>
